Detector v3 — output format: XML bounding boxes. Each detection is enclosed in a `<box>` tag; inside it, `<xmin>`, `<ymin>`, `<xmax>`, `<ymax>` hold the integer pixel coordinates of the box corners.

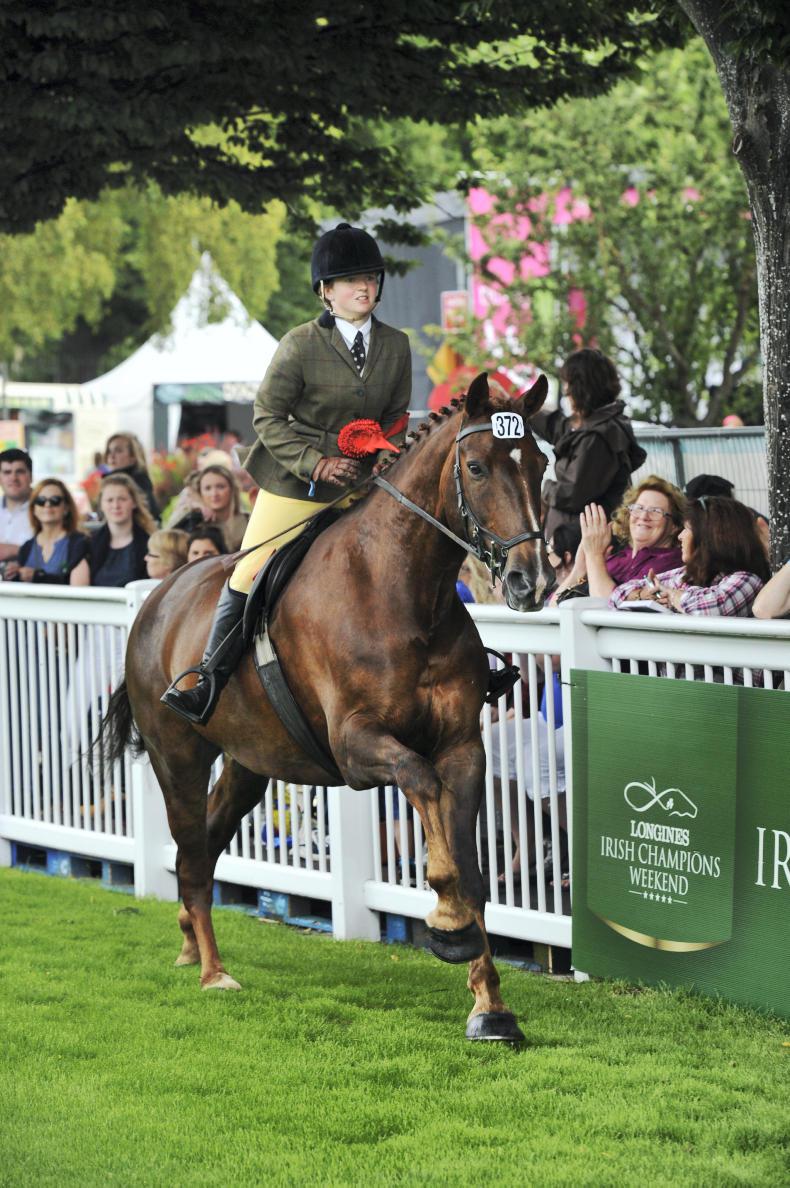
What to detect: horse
<box><xmin>100</xmin><ymin>371</ymin><xmax>554</xmax><ymax>1042</ymax></box>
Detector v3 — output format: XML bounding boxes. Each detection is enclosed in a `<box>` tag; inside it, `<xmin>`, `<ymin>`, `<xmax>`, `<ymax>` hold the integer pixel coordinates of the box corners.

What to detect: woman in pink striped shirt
<box><xmin>610</xmin><ymin>496</ymin><xmax>770</xmax><ymax>616</ymax></box>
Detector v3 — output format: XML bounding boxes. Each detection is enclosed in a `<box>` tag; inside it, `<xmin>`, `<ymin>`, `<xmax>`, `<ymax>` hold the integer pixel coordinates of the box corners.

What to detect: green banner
<box><xmin>572</xmin><ymin>671</ymin><xmax>790</xmax><ymax>1018</ymax></box>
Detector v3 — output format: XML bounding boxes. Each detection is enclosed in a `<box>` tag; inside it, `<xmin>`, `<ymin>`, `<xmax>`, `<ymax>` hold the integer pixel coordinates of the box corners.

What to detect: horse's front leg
<box><xmin>337</xmin><ymin>723</ymin><xmax>485</xmax><ymax>962</ymax></box>
<box><xmin>436</xmin><ymin>742</ymin><xmax>526</xmax><ymax>1044</ymax></box>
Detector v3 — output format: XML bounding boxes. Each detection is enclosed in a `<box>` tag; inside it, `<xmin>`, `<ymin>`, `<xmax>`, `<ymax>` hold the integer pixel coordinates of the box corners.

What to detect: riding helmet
<box><xmin>311</xmin><ymin>222</ymin><xmax>385</xmax><ymax>297</ymax></box>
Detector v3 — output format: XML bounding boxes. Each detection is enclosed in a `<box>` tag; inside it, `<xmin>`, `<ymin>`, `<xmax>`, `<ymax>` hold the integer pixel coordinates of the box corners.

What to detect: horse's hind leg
<box><xmin>174</xmin><ymin>756</ymin><xmax>268</xmax><ymax>974</ymax></box>
<box><xmin>146</xmin><ymin>742</ymin><xmax>239</xmax><ymax>990</ymax></box>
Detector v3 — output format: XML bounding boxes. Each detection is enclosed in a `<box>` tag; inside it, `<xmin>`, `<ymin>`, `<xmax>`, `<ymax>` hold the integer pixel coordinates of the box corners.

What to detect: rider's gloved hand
<box><xmin>311</xmin><ymin>456</ymin><xmax>362</xmax><ymax>486</ymax></box>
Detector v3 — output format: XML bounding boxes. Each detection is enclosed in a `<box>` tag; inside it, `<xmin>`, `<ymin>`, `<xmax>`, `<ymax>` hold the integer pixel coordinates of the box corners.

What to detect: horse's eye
<box><xmin>466</xmin><ymin>461</ymin><xmax>486</xmax><ymax>479</ymax></box>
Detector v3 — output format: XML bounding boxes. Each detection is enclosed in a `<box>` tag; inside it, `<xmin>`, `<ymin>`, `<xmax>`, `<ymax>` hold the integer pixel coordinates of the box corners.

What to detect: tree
<box><xmin>0</xmin><ymin>2</ymin><xmax>683</xmax><ymax>236</ymax></box>
<box><xmin>675</xmin><ymin>1</ymin><xmax>790</xmax><ymax>559</ymax></box>
<box><xmin>1</xmin><ymin>185</ymin><xmax>285</xmax><ymax>380</ymax></box>
<box><xmin>449</xmin><ymin>41</ymin><xmax>760</xmax><ymax>427</ymax></box>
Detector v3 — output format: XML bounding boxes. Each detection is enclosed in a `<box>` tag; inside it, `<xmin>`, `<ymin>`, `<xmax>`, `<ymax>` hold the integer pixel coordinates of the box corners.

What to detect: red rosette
<box><xmin>338</xmin><ymin>418</ymin><xmax>402</xmax><ymax>458</ymax></box>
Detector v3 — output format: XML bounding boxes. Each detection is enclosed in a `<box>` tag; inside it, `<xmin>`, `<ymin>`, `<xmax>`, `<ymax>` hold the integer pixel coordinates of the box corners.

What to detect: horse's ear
<box><xmin>464</xmin><ymin>373</ymin><xmax>491</xmax><ymax>419</ymax></box>
<box><xmin>515</xmin><ymin>374</ymin><xmax>549</xmax><ymax>419</ymax></box>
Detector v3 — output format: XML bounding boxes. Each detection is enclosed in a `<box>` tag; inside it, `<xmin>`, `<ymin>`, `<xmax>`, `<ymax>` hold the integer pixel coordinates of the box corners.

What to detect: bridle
<box><xmin>373</xmin><ymin>420</ymin><xmax>545</xmax><ymax>584</ymax></box>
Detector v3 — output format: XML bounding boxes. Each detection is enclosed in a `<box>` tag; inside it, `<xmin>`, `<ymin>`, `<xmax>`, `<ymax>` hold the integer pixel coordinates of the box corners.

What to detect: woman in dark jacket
<box><xmin>104</xmin><ymin>433</ymin><xmax>160</xmax><ymax>521</ymax></box>
<box><xmin>532</xmin><ymin>348</ymin><xmax>646</xmax><ymax>541</ymax></box>
<box><xmin>89</xmin><ymin>473</ymin><xmax>156</xmax><ymax>587</ymax></box>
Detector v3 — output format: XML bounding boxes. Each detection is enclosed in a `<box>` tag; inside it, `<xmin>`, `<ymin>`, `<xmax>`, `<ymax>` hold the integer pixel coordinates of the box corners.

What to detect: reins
<box><xmin>224</xmin><ymin>418</ymin><xmax>545</xmax><ymax>586</ymax></box>
<box><xmin>375</xmin><ymin>420</ymin><xmax>545</xmax><ymax>585</ymax></box>
<box><xmin>220</xmin><ymin>476</ymin><xmax>374</xmax><ymax>571</ymax></box>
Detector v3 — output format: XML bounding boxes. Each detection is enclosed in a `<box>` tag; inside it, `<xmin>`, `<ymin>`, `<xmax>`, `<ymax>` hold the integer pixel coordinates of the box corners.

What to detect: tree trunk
<box><xmin>679</xmin><ymin>0</ymin><xmax>790</xmax><ymax>566</ymax></box>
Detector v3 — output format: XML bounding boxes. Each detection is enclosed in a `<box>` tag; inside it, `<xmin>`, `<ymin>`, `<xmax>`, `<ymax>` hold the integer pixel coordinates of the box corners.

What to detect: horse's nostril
<box><xmin>506</xmin><ymin>570</ymin><xmax>531</xmax><ymax>598</ymax></box>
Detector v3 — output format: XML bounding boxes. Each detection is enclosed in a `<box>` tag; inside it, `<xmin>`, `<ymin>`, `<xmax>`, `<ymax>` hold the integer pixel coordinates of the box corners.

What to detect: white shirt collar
<box><xmin>334</xmin><ymin>315</ymin><xmax>372</xmax><ymax>351</ymax></box>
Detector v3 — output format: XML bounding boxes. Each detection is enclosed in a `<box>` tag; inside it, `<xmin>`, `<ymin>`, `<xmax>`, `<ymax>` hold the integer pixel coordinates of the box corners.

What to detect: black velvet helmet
<box><xmin>311</xmin><ymin>222</ymin><xmax>385</xmax><ymax>297</ymax></box>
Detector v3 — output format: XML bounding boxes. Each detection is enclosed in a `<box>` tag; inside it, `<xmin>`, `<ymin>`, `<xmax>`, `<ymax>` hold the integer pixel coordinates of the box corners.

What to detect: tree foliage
<box><xmin>1</xmin><ymin>186</ymin><xmax>284</xmax><ymax>379</ymax></box>
<box><xmin>0</xmin><ymin>1</ymin><xmax>685</xmax><ymax>237</ymax></box>
<box><xmin>452</xmin><ymin>41</ymin><xmax>759</xmax><ymax>426</ymax></box>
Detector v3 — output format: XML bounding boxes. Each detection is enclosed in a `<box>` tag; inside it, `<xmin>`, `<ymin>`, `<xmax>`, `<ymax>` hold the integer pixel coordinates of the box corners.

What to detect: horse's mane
<box><xmin>378</xmin><ymin>383</ymin><xmax>517</xmax><ymax>470</ymax></box>
<box><xmin>356</xmin><ymin>380</ymin><xmax>522</xmax><ymax>500</ymax></box>
<box><xmin>398</xmin><ymin>396</ymin><xmax>465</xmax><ymax>456</ymax></box>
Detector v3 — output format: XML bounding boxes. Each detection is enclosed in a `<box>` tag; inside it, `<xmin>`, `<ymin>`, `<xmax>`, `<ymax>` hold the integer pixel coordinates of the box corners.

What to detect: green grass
<box><xmin>2</xmin><ymin>869</ymin><xmax>789</xmax><ymax>1187</ymax></box>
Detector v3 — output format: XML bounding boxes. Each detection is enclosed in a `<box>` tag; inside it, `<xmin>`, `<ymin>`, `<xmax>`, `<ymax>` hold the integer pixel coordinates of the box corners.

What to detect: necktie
<box><xmin>351</xmin><ymin>330</ymin><xmax>366</xmax><ymax>375</ymax></box>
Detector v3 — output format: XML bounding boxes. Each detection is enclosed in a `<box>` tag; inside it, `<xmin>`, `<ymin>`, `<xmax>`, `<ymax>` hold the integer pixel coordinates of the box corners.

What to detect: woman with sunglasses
<box><xmin>16</xmin><ymin>478</ymin><xmax>90</xmax><ymax>585</ymax></box>
<box><xmin>610</xmin><ymin>495</ymin><xmax>770</xmax><ymax>615</ymax></box>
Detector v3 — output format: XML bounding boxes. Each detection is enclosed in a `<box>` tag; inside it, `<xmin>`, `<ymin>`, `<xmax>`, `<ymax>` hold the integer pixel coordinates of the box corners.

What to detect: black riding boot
<box><xmin>161</xmin><ymin>582</ymin><xmax>247</xmax><ymax>725</ymax></box>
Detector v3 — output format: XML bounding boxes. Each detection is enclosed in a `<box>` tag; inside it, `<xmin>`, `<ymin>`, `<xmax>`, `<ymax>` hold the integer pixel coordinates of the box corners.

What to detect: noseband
<box><xmin>373</xmin><ymin>420</ymin><xmax>545</xmax><ymax>583</ymax></box>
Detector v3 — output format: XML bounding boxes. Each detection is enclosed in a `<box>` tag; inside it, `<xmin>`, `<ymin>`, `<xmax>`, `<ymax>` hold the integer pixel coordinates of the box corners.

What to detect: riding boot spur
<box><xmin>161</xmin><ymin>581</ymin><xmax>247</xmax><ymax>725</ymax></box>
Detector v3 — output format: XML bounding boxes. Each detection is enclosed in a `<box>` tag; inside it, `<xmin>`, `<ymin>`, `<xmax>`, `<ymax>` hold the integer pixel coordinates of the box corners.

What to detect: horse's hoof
<box><xmin>426</xmin><ymin>919</ymin><xmax>486</xmax><ymax>964</ymax></box>
<box><xmin>174</xmin><ymin>953</ymin><xmax>200</xmax><ymax>967</ymax></box>
<box><xmin>201</xmin><ymin>972</ymin><xmax>242</xmax><ymax>991</ymax></box>
<box><xmin>465</xmin><ymin>1011</ymin><xmax>526</xmax><ymax>1044</ymax></box>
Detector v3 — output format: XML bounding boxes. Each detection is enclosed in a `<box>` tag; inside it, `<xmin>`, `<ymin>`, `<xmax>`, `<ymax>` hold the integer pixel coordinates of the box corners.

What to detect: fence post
<box><xmin>131</xmin><ymin>753</ymin><xmax>178</xmax><ymax>901</ymax></box>
<box><xmin>327</xmin><ymin>785</ymin><xmax>380</xmax><ymax>941</ymax></box>
<box><xmin>559</xmin><ymin>597</ymin><xmax>608</xmax><ymax>980</ymax></box>
<box><xmin>124</xmin><ymin>580</ymin><xmax>178</xmax><ymax>900</ymax></box>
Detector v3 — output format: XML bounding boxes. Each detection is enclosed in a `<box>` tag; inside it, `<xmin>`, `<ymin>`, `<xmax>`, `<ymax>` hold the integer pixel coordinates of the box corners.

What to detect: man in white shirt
<box><xmin>0</xmin><ymin>449</ymin><xmax>33</xmax><ymax>579</ymax></box>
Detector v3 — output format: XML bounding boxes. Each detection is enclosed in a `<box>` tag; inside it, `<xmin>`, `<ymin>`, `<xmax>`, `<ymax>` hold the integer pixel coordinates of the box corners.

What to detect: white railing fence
<box><xmin>2</xmin><ymin>584</ymin><xmax>789</xmax><ymax>953</ymax></box>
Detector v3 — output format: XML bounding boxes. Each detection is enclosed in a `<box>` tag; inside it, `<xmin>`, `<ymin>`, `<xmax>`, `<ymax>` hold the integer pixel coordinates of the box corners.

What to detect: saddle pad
<box><xmin>254</xmin><ymin>624</ymin><xmax>344</xmax><ymax>786</ymax></box>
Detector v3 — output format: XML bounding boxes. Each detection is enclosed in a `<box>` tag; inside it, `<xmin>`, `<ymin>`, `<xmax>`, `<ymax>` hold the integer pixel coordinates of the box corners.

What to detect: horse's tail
<box><xmin>89</xmin><ymin>679</ymin><xmax>144</xmax><ymax>772</ymax></box>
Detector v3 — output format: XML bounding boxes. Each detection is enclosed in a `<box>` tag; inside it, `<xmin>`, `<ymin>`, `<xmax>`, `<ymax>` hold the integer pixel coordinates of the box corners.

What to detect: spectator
<box><xmin>556</xmin><ymin>476</ymin><xmax>685</xmax><ymax>601</ymax></box>
<box><xmin>186</xmin><ymin>526</ymin><xmax>227</xmax><ymax>564</ymax></box>
<box><xmin>15</xmin><ymin>478</ymin><xmax>90</xmax><ymax>586</ymax></box>
<box><xmin>165</xmin><ymin>448</ymin><xmax>236</xmax><ymax>528</ymax></box>
<box><xmin>684</xmin><ymin>472</ymin><xmax>770</xmax><ymax>559</ymax></box>
<box><xmin>457</xmin><ymin>559</ymin><xmax>475</xmax><ymax>604</ymax></box>
<box><xmin>609</xmin><ymin>495</ymin><xmax>769</xmax><ymax>615</ymax></box>
<box><xmin>684</xmin><ymin>473</ymin><xmax>734</xmax><ymax>501</ymax></box>
<box><xmin>0</xmin><ymin>448</ymin><xmax>33</xmax><ymax>579</ymax></box>
<box><xmin>104</xmin><ymin>432</ymin><xmax>160</xmax><ymax>520</ymax></box>
<box><xmin>145</xmin><ymin>529</ymin><xmax>189</xmax><ymax>579</ymax></box>
<box><xmin>546</xmin><ymin>522</ymin><xmax>582</xmax><ymax>594</ymax></box>
<box><xmin>169</xmin><ymin>464</ymin><xmax>249</xmax><ymax>551</ymax></box>
<box><xmin>532</xmin><ymin>348</ymin><xmax>646</xmax><ymax>540</ymax></box>
<box><xmin>752</xmin><ymin>561</ymin><xmax>790</xmax><ymax>619</ymax></box>
<box><xmin>89</xmin><ymin>474</ymin><xmax>156</xmax><ymax>587</ymax></box>
<box><xmin>220</xmin><ymin>428</ymin><xmax>243</xmax><ymax>455</ymax></box>
<box><xmin>490</xmin><ymin>527</ymin><xmax>579</xmax><ymax>884</ymax></box>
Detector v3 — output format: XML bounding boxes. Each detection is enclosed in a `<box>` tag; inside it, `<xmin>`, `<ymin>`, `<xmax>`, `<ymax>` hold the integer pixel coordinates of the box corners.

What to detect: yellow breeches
<box><xmin>229</xmin><ymin>488</ymin><xmax>354</xmax><ymax>594</ymax></box>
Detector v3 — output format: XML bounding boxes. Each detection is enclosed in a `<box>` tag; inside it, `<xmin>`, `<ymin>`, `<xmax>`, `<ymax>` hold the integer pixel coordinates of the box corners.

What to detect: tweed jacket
<box><xmin>239</xmin><ymin>312</ymin><xmax>412</xmax><ymax>502</ymax></box>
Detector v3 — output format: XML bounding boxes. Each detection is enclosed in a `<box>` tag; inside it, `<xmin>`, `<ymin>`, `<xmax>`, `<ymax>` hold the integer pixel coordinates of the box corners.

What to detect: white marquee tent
<box><xmin>80</xmin><ymin>255</ymin><xmax>279</xmax><ymax>451</ymax></box>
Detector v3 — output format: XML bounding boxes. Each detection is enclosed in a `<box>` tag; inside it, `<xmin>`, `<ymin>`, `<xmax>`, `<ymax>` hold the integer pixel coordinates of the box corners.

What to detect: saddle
<box><xmin>242</xmin><ymin>507</ymin><xmax>345</xmax><ymax>785</ymax></box>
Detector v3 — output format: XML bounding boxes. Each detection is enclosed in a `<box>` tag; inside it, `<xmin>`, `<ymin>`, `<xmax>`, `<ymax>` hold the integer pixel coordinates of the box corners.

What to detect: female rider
<box><xmin>163</xmin><ymin>222</ymin><xmax>412</xmax><ymax>724</ymax></box>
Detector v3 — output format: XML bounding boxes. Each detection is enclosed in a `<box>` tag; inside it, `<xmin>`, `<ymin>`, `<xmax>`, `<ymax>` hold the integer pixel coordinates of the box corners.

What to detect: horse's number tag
<box><xmin>491</xmin><ymin>411</ymin><xmax>525</xmax><ymax>439</ymax></box>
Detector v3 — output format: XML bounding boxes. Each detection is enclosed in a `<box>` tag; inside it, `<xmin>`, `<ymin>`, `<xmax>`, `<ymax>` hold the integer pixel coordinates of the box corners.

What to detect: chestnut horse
<box><xmin>101</xmin><ymin>372</ymin><xmax>553</xmax><ymax>1041</ymax></box>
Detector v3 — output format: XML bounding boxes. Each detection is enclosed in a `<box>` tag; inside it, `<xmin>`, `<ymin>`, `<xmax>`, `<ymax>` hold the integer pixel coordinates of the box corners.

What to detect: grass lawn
<box><xmin>2</xmin><ymin>868</ymin><xmax>789</xmax><ymax>1186</ymax></box>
